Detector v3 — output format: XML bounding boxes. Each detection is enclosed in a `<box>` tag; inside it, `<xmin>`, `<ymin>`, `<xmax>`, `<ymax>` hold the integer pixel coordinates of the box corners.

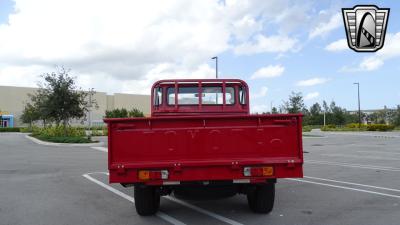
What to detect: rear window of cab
<box><xmin>166</xmin><ymin>86</ymin><xmax>235</xmax><ymax>105</ymax></box>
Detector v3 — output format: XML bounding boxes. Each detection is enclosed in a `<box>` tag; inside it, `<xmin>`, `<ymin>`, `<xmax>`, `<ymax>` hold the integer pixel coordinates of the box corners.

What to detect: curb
<box><xmin>25</xmin><ymin>135</ymin><xmax>104</xmax><ymax>147</ymax></box>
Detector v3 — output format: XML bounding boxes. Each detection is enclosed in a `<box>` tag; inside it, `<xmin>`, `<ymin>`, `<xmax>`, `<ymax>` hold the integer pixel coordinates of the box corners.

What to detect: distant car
<box><xmin>104</xmin><ymin>79</ymin><xmax>304</xmax><ymax>215</ymax></box>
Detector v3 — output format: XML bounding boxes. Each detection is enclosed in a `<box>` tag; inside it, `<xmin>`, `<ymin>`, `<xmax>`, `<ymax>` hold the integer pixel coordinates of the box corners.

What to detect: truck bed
<box><xmin>105</xmin><ymin>114</ymin><xmax>303</xmax><ymax>185</ymax></box>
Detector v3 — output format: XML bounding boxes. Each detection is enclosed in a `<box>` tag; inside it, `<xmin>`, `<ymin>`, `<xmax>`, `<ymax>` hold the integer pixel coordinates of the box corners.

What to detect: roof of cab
<box><xmin>151</xmin><ymin>79</ymin><xmax>248</xmax><ymax>89</ymax></box>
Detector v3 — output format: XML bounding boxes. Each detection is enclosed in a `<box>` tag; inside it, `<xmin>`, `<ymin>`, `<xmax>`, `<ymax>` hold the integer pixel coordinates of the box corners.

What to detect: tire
<box><xmin>134</xmin><ymin>186</ymin><xmax>160</xmax><ymax>216</ymax></box>
<box><xmin>247</xmin><ymin>183</ymin><xmax>275</xmax><ymax>213</ymax></box>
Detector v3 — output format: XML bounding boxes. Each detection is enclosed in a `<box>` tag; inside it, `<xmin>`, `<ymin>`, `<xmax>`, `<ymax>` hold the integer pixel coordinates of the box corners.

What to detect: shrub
<box><xmin>0</xmin><ymin>127</ymin><xmax>21</xmax><ymax>132</ymax></box>
<box><xmin>91</xmin><ymin>129</ymin><xmax>104</xmax><ymax>136</ymax></box>
<box><xmin>366</xmin><ymin>124</ymin><xmax>395</xmax><ymax>131</ymax></box>
<box><xmin>346</xmin><ymin>123</ymin><xmax>367</xmax><ymax>129</ymax></box>
<box><xmin>326</xmin><ymin>124</ymin><xmax>336</xmax><ymax>129</ymax></box>
<box><xmin>302</xmin><ymin>126</ymin><xmax>312</xmax><ymax>132</ymax></box>
<box><xmin>105</xmin><ymin>108</ymin><xmax>128</xmax><ymax>118</ymax></box>
<box><xmin>105</xmin><ymin>108</ymin><xmax>144</xmax><ymax>118</ymax></box>
<box><xmin>320</xmin><ymin>126</ymin><xmax>329</xmax><ymax>131</ymax></box>
<box><xmin>346</xmin><ymin>123</ymin><xmax>357</xmax><ymax>128</ymax></box>
<box><xmin>30</xmin><ymin>125</ymin><xmax>98</xmax><ymax>143</ymax></box>
<box><xmin>321</xmin><ymin>124</ymin><xmax>340</xmax><ymax>131</ymax></box>
<box><xmin>20</xmin><ymin>127</ymin><xmax>33</xmax><ymax>133</ymax></box>
<box><xmin>102</xmin><ymin>126</ymin><xmax>108</xmax><ymax>136</ymax></box>
<box><xmin>321</xmin><ymin>123</ymin><xmax>395</xmax><ymax>132</ymax></box>
<box><xmin>90</xmin><ymin>126</ymin><xmax>105</xmax><ymax>131</ymax></box>
<box><xmin>32</xmin><ymin>126</ymin><xmax>85</xmax><ymax>137</ymax></box>
<box><xmin>128</xmin><ymin>108</ymin><xmax>144</xmax><ymax>117</ymax></box>
<box><xmin>31</xmin><ymin>126</ymin><xmax>43</xmax><ymax>136</ymax></box>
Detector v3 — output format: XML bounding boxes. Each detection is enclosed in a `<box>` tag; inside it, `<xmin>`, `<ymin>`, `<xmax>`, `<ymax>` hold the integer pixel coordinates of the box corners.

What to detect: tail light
<box><xmin>243</xmin><ymin>166</ymin><xmax>273</xmax><ymax>177</ymax></box>
<box><xmin>138</xmin><ymin>170</ymin><xmax>169</xmax><ymax>180</ymax></box>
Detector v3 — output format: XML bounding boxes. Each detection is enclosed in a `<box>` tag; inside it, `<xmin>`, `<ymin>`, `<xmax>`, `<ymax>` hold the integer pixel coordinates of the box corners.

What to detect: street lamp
<box><xmin>211</xmin><ymin>56</ymin><xmax>218</xmax><ymax>79</ymax></box>
<box><xmin>88</xmin><ymin>88</ymin><xmax>94</xmax><ymax>128</ymax></box>
<box><xmin>353</xmin><ymin>82</ymin><xmax>361</xmax><ymax>129</ymax></box>
<box><xmin>270</xmin><ymin>101</ymin><xmax>273</xmax><ymax>113</ymax></box>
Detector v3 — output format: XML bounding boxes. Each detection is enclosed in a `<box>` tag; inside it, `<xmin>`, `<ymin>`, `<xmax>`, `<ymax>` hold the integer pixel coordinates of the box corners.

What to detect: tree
<box><xmin>322</xmin><ymin>100</ymin><xmax>329</xmax><ymax>113</ymax></box>
<box><xmin>309</xmin><ymin>103</ymin><xmax>322</xmax><ymax>116</ymax></box>
<box><xmin>306</xmin><ymin>102</ymin><xmax>323</xmax><ymax>125</ymax></box>
<box><xmin>282</xmin><ymin>92</ymin><xmax>306</xmax><ymax>114</ymax></box>
<box><xmin>25</xmin><ymin>67</ymin><xmax>97</xmax><ymax>134</ymax></box>
<box><xmin>20</xmin><ymin>103</ymin><xmax>40</xmax><ymax>128</ymax></box>
<box><xmin>42</xmin><ymin>68</ymin><xmax>96</xmax><ymax>128</ymax></box>
<box><xmin>392</xmin><ymin>105</ymin><xmax>400</xmax><ymax>126</ymax></box>
<box><xmin>271</xmin><ymin>107</ymin><xmax>278</xmax><ymax>114</ymax></box>
<box><xmin>29</xmin><ymin>88</ymin><xmax>52</xmax><ymax>127</ymax></box>
<box><xmin>329</xmin><ymin>101</ymin><xmax>346</xmax><ymax>125</ymax></box>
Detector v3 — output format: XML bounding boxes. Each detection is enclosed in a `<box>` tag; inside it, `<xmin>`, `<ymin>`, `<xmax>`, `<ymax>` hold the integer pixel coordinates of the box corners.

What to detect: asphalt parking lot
<box><xmin>1</xmin><ymin>132</ymin><xmax>400</xmax><ymax>225</ymax></box>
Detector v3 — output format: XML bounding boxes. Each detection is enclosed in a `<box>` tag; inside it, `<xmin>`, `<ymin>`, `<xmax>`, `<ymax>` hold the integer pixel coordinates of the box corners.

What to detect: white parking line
<box><xmin>86</xmin><ymin>149</ymin><xmax>243</xmax><ymax>224</ymax></box>
<box><xmin>288</xmin><ymin>178</ymin><xmax>400</xmax><ymax>199</ymax></box>
<box><xmin>320</xmin><ymin>153</ymin><xmax>400</xmax><ymax>161</ymax></box>
<box><xmin>84</xmin><ymin>172</ymin><xmax>244</xmax><ymax>225</ymax></box>
<box><xmin>91</xmin><ymin>146</ymin><xmax>108</xmax><ymax>152</ymax></box>
<box><xmin>82</xmin><ymin>173</ymin><xmax>186</xmax><ymax>225</ymax></box>
<box><xmin>306</xmin><ymin>160</ymin><xmax>400</xmax><ymax>172</ymax></box>
<box><xmin>304</xmin><ymin>176</ymin><xmax>400</xmax><ymax>193</ymax></box>
<box><xmin>164</xmin><ymin>196</ymin><xmax>243</xmax><ymax>225</ymax></box>
<box><xmin>357</xmin><ymin>150</ymin><xmax>400</xmax><ymax>156</ymax></box>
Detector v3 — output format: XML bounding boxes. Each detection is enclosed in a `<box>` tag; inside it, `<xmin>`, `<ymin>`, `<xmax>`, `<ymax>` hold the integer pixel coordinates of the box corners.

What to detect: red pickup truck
<box><xmin>104</xmin><ymin>79</ymin><xmax>303</xmax><ymax>215</ymax></box>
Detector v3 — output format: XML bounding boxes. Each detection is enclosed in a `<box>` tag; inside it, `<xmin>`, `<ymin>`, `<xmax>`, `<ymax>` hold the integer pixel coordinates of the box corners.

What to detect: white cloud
<box><xmin>304</xmin><ymin>92</ymin><xmax>319</xmax><ymax>100</ymax></box>
<box><xmin>250</xmin><ymin>65</ymin><xmax>284</xmax><ymax>79</ymax></box>
<box><xmin>273</xmin><ymin>3</ymin><xmax>312</xmax><ymax>34</ymax></box>
<box><xmin>0</xmin><ymin>0</ymin><xmax>316</xmax><ymax>93</ymax></box>
<box><xmin>359</xmin><ymin>58</ymin><xmax>384</xmax><ymax>71</ymax></box>
<box><xmin>354</xmin><ymin>32</ymin><xmax>400</xmax><ymax>71</ymax></box>
<box><xmin>233</xmin><ymin>34</ymin><xmax>298</xmax><ymax>55</ymax></box>
<box><xmin>0</xmin><ymin>65</ymin><xmax>44</xmax><ymax>88</ymax></box>
<box><xmin>0</xmin><ymin>0</ymin><xmax>232</xmax><ymax>93</ymax></box>
<box><xmin>296</xmin><ymin>77</ymin><xmax>329</xmax><ymax>87</ymax></box>
<box><xmin>309</xmin><ymin>13</ymin><xmax>341</xmax><ymax>39</ymax></box>
<box><xmin>232</xmin><ymin>15</ymin><xmax>262</xmax><ymax>41</ymax></box>
<box><xmin>325</xmin><ymin>39</ymin><xmax>348</xmax><ymax>52</ymax></box>
<box><xmin>251</xmin><ymin>86</ymin><xmax>268</xmax><ymax>99</ymax></box>
<box><xmin>250</xmin><ymin>104</ymin><xmax>269</xmax><ymax>114</ymax></box>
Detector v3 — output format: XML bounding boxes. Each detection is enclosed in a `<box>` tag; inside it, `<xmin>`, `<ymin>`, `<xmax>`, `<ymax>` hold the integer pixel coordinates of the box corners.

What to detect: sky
<box><xmin>0</xmin><ymin>0</ymin><xmax>400</xmax><ymax>113</ymax></box>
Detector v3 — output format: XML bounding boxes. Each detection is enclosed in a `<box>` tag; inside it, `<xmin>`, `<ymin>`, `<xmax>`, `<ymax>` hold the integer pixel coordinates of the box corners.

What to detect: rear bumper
<box><xmin>109</xmin><ymin>160</ymin><xmax>303</xmax><ymax>186</ymax></box>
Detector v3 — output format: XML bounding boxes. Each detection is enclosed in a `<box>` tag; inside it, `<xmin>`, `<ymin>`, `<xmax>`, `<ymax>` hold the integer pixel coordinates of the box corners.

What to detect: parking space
<box><xmin>1</xmin><ymin>132</ymin><xmax>400</xmax><ymax>225</ymax></box>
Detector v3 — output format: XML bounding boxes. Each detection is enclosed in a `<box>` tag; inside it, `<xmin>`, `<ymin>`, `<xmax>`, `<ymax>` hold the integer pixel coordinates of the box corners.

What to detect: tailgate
<box><xmin>106</xmin><ymin>114</ymin><xmax>303</xmax><ymax>182</ymax></box>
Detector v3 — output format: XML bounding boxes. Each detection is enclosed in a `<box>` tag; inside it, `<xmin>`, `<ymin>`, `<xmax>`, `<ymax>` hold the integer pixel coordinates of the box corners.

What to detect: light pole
<box><xmin>88</xmin><ymin>88</ymin><xmax>94</xmax><ymax>128</ymax></box>
<box><xmin>353</xmin><ymin>82</ymin><xmax>361</xmax><ymax>129</ymax></box>
<box><xmin>270</xmin><ymin>101</ymin><xmax>273</xmax><ymax>113</ymax></box>
<box><xmin>211</xmin><ymin>56</ymin><xmax>218</xmax><ymax>79</ymax></box>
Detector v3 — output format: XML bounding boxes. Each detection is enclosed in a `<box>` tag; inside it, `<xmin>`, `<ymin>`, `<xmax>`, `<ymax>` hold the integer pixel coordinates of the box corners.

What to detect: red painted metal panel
<box><xmin>105</xmin><ymin>114</ymin><xmax>303</xmax><ymax>185</ymax></box>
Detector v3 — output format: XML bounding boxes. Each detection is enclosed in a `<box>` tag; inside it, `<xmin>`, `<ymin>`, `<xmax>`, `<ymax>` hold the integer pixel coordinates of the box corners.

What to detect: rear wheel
<box><xmin>247</xmin><ymin>183</ymin><xmax>275</xmax><ymax>213</ymax></box>
<box><xmin>134</xmin><ymin>186</ymin><xmax>160</xmax><ymax>216</ymax></box>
